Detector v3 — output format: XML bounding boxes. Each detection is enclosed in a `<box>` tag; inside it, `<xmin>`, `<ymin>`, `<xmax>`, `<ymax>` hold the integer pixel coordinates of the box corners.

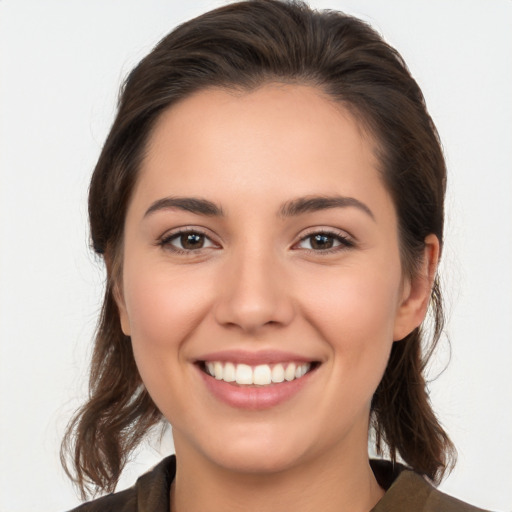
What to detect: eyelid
<box><xmin>157</xmin><ymin>226</ymin><xmax>221</xmax><ymax>254</ymax></box>
<box><xmin>156</xmin><ymin>225</ymin><xmax>355</xmax><ymax>255</ymax></box>
<box><xmin>292</xmin><ymin>227</ymin><xmax>355</xmax><ymax>252</ymax></box>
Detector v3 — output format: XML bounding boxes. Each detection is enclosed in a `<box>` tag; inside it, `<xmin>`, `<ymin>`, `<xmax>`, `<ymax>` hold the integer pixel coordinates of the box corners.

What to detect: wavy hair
<box><xmin>61</xmin><ymin>0</ymin><xmax>455</xmax><ymax>499</ymax></box>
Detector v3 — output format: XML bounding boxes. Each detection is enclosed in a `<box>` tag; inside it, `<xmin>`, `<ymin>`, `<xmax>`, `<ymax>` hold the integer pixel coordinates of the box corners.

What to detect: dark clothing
<box><xmin>68</xmin><ymin>455</ymin><xmax>490</xmax><ymax>511</ymax></box>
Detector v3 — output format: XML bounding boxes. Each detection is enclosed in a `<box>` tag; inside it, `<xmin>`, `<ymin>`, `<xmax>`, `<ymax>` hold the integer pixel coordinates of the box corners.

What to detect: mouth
<box><xmin>197</xmin><ymin>360</ymin><xmax>320</xmax><ymax>386</ymax></box>
<box><xmin>194</xmin><ymin>350</ymin><xmax>322</xmax><ymax>409</ymax></box>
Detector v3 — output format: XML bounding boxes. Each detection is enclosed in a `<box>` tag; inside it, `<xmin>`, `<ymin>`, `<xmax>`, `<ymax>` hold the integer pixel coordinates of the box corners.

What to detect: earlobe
<box><xmin>393</xmin><ymin>234</ymin><xmax>440</xmax><ymax>341</ymax></box>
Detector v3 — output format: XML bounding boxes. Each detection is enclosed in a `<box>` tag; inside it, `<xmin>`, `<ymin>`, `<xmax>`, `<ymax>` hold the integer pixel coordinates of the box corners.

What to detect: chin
<box><xmin>211</xmin><ymin>446</ymin><xmax>303</xmax><ymax>475</ymax></box>
<box><xmin>191</xmin><ymin>427</ymin><xmax>310</xmax><ymax>476</ymax></box>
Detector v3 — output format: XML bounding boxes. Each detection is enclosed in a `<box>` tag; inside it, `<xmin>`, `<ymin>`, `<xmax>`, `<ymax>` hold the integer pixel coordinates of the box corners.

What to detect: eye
<box><xmin>159</xmin><ymin>229</ymin><xmax>218</xmax><ymax>253</ymax></box>
<box><xmin>295</xmin><ymin>231</ymin><xmax>354</xmax><ymax>252</ymax></box>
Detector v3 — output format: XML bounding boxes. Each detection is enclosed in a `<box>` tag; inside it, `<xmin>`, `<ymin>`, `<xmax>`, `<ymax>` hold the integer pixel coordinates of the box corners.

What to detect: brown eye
<box><xmin>310</xmin><ymin>234</ymin><xmax>334</xmax><ymax>250</ymax></box>
<box><xmin>160</xmin><ymin>230</ymin><xmax>217</xmax><ymax>253</ymax></box>
<box><xmin>296</xmin><ymin>231</ymin><xmax>353</xmax><ymax>252</ymax></box>
<box><xmin>180</xmin><ymin>232</ymin><xmax>205</xmax><ymax>250</ymax></box>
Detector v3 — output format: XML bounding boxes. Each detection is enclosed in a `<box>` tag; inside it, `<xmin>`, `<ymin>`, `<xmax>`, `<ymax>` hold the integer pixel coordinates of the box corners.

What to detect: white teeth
<box><xmin>204</xmin><ymin>361</ymin><xmax>312</xmax><ymax>385</ymax></box>
<box><xmin>295</xmin><ymin>364</ymin><xmax>309</xmax><ymax>378</ymax></box>
<box><xmin>284</xmin><ymin>363</ymin><xmax>296</xmax><ymax>381</ymax></box>
<box><xmin>271</xmin><ymin>364</ymin><xmax>285</xmax><ymax>383</ymax></box>
<box><xmin>235</xmin><ymin>364</ymin><xmax>253</xmax><ymax>385</ymax></box>
<box><xmin>253</xmin><ymin>365</ymin><xmax>272</xmax><ymax>385</ymax></box>
<box><xmin>214</xmin><ymin>361</ymin><xmax>223</xmax><ymax>380</ymax></box>
<box><xmin>223</xmin><ymin>362</ymin><xmax>236</xmax><ymax>382</ymax></box>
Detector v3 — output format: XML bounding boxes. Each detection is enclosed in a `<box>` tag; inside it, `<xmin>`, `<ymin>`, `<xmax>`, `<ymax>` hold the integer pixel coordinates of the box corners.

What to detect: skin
<box><xmin>116</xmin><ymin>84</ymin><xmax>439</xmax><ymax>512</ymax></box>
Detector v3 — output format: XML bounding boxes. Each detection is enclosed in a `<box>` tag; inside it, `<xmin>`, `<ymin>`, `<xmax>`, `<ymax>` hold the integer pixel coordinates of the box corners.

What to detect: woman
<box><xmin>61</xmin><ymin>1</ymin><xmax>491</xmax><ymax>510</ymax></box>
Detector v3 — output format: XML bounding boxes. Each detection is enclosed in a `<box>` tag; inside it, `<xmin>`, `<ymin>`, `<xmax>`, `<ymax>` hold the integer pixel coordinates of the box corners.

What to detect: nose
<box><xmin>213</xmin><ymin>247</ymin><xmax>295</xmax><ymax>333</ymax></box>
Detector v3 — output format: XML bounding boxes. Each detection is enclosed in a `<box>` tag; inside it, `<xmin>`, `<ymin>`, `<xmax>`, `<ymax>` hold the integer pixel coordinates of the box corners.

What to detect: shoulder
<box><xmin>66</xmin><ymin>456</ymin><xmax>176</xmax><ymax>512</ymax></box>
<box><xmin>372</xmin><ymin>462</ymin><xmax>492</xmax><ymax>512</ymax></box>
<box><xmin>398</xmin><ymin>470</ymin><xmax>490</xmax><ymax>512</ymax></box>
<box><xmin>67</xmin><ymin>487</ymin><xmax>136</xmax><ymax>512</ymax></box>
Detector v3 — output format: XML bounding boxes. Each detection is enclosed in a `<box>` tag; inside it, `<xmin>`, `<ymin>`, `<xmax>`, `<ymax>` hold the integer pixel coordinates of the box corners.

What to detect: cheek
<box><xmin>122</xmin><ymin>262</ymin><xmax>213</xmax><ymax>356</ymax></box>
<box><xmin>298</xmin><ymin>264</ymin><xmax>401</xmax><ymax>388</ymax></box>
<box><xmin>301</xmin><ymin>264</ymin><xmax>401</xmax><ymax>337</ymax></box>
<box><xmin>121</xmin><ymin>262</ymin><xmax>217</xmax><ymax>418</ymax></box>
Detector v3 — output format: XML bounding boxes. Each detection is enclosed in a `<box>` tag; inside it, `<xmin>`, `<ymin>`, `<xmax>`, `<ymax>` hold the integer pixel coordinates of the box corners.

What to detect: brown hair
<box><xmin>61</xmin><ymin>0</ymin><xmax>455</xmax><ymax>499</ymax></box>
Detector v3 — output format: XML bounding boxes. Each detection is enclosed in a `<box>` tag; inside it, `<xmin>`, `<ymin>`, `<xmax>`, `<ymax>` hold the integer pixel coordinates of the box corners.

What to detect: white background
<box><xmin>1</xmin><ymin>1</ymin><xmax>511</xmax><ymax>511</ymax></box>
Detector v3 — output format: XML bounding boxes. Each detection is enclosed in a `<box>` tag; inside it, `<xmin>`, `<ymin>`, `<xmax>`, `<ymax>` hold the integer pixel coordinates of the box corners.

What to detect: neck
<box><xmin>170</xmin><ymin>434</ymin><xmax>384</xmax><ymax>512</ymax></box>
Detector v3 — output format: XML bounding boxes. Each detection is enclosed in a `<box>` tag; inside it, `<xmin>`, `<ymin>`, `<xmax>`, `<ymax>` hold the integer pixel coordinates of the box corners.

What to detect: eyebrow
<box><xmin>279</xmin><ymin>195</ymin><xmax>375</xmax><ymax>221</ymax></box>
<box><xmin>144</xmin><ymin>197</ymin><xmax>224</xmax><ymax>217</ymax></box>
<box><xmin>144</xmin><ymin>194</ymin><xmax>375</xmax><ymax>221</ymax></box>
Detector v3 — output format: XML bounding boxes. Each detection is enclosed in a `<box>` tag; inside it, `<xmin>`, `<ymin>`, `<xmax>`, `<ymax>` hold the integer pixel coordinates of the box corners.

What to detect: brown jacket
<box><xmin>68</xmin><ymin>456</ymin><xmax>491</xmax><ymax>512</ymax></box>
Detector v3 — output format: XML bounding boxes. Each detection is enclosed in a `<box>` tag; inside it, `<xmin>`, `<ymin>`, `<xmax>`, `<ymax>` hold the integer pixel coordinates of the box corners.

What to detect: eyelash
<box><xmin>158</xmin><ymin>228</ymin><xmax>217</xmax><ymax>256</ymax></box>
<box><xmin>293</xmin><ymin>230</ymin><xmax>354</xmax><ymax>254</ymax></box>
<box><xmin>157</xmin><ymin>228</ymin><xmax>355</xmax><ymax>255</ymax></box>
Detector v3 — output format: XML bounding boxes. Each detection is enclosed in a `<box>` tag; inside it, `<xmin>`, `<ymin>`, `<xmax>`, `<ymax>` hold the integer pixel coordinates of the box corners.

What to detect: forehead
<box><xmin>146</xmin><ymin>83</ymin><xmax>374</xmax><ymax>163</ymax></box>
<box><xmin>133</xmin><ymin>84</ymin><xmax>392</xmax><ymax>219</ymax></box>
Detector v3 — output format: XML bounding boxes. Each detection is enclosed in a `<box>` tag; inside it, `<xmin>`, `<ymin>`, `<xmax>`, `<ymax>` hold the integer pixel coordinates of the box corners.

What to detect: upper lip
<box><xmin>195</xmin><ymin>349</ymin><xmax>319</xmax><ymax>365</ymax></box>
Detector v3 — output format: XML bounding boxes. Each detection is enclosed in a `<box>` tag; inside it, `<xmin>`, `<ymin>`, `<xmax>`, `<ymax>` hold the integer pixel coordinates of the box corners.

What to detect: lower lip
<box><xmin>197</xmin><ymin>365</ymin><xmax>316</xmax><ymax>410</ymax></box>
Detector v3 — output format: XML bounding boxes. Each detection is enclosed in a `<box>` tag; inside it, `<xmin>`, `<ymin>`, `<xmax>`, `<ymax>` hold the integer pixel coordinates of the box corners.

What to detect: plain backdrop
<box><xmin>1</xmin><ymin>1</ymin><xmax>511</xmax><ymax>511</ymax></box>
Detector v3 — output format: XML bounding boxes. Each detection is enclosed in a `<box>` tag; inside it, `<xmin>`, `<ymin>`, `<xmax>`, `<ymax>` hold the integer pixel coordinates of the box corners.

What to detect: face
<box><xmin>116</xmin><ymin>84</ymin><xmax>431</xmax><ymax>476</ymax></box>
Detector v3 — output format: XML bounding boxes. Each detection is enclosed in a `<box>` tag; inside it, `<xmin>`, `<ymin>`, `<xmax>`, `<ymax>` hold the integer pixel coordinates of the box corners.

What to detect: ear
<box><xmin>393</xmin><ymin>234</ymin><xmax>440</xmax><ymax>341</ymax></box>
<box><xmin>106</xmin><ymin>250</ymin><xmax>131</xmax><ymax>337</ymax></box>
<box><xmin>113</xmin><ymin>280</ymin><xmax>132</xmax><ymax>337</ymax></box>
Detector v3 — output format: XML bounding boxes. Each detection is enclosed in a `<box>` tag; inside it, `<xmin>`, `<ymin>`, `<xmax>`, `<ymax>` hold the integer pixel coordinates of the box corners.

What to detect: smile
<box><xmin>195</xmin><ymin>351</ymin><xmax>321</xmax><ymax>409</ymax></box>
<box><xmin>204</xmin><ymin>361</ymin><xmax>312</xmax><ymax>386</ymax></box>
